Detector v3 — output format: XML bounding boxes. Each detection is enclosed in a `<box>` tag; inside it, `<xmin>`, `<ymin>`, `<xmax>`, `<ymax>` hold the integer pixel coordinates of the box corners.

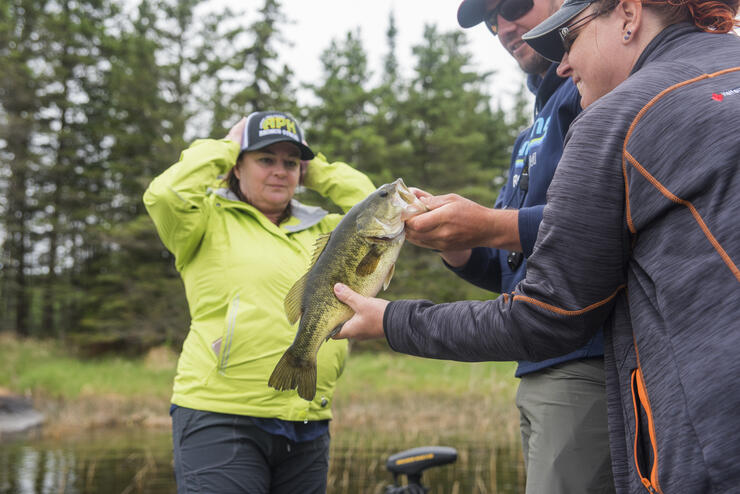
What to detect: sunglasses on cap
<box><xmin>484</xmin><ymin>0</ymin><xmax>535</xmax><ymax>35</ymax></box>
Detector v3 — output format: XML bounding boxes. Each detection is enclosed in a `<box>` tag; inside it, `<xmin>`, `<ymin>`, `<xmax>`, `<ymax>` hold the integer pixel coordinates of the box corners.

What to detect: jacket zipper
<box><xmin>631</xmin><ymin>341</ymin><xmax>663</xmax><ymax>494</ymax></box>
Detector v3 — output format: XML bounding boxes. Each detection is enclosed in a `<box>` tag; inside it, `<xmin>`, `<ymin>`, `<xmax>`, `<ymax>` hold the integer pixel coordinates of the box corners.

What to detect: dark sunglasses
<box><xmin>484</xmin><ymin>0</ymin><xmax>535</xmax><ymax>36</ymax></box>
<box><xmin>557</xmin><ymin>11</ymin><xmax>602</xmax><ymax>53</ymax></box>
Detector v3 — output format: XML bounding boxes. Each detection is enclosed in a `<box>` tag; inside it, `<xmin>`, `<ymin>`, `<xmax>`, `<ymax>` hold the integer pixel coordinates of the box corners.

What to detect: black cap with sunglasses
<box><xmin>458</xmin><ymin>0</ymin><xmax>536</xmax><ymax>33</ymax></box>
<box><xmin>522</xmin><ymin>0</ymin><xmax>600</xmax><ymax>62</ymax></box>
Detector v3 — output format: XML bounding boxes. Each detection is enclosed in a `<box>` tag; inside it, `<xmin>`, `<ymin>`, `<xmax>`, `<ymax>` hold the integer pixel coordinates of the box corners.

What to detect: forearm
<box><xmin>144</xmin><ymin>139</ymin><xmax>238</xmax><ymax>210</ymax></box>
<box><xmin>383</xmin><ymin>295</ymin><xmax>600</xmax><ymax>363</ymax></box>
<box><xmin>143</xmin><ymin>139</ymin><xmax>236</xmax><ymax>266</ymax></box>
<box><xmin>405</xmin><ymin>200</ymin><xmax>522</xmax><ymax>254</ymax></box>
<box><xmin>479</xmin><ymin>208</ymin><xmax>521</xmax><ymax>252</ymax></box>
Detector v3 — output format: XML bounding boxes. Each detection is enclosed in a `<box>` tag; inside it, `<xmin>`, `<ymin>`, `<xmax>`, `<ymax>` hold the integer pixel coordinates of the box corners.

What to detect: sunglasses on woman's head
<box><xmin>484</xmin><ymin>0</ymin><xmax>535</xmax><ymax>35</ymax></box>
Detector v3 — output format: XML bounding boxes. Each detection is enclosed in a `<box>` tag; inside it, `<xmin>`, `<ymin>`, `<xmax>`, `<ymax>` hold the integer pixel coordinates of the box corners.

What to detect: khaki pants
<box><xmin>516</xmin><ymin>358</ymin><xmax>615</xmax><ymax>494</ymax></box>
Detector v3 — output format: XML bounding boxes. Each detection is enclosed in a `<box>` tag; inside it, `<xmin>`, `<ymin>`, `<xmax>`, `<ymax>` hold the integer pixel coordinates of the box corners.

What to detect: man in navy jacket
<box><xmin>401</xmin><ymin>0</ymin><xmax>614</xmax><ymax>491</ymax></box>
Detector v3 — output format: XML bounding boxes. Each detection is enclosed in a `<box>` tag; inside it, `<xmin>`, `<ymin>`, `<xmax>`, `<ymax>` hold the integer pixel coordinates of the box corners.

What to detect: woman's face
<box><xmin>556</xmin><ymin>5</ymin><xmax>633</xmax><ymax>108</ymax></box>
<box><xmin>234</xmin><ymin>141</ymin><xmax>301</xmax><ymax>217</ymax></box>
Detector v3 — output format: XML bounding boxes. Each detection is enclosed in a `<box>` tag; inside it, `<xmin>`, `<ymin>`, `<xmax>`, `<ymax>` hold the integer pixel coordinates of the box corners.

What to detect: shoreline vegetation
<box><xmin>0</xmin><ymin>333</ymin><xmax>521</xmax><ymax>443</ymax></box>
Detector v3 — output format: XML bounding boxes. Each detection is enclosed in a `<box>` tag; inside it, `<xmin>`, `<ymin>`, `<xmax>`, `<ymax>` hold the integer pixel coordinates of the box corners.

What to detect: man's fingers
<box><xmin>405</xmin><ymin>210</ymin><xmax>442</xmax><ymax>234</ymax></box>
<box><xmin>418</xmin><ymin>193</ymin><xmax>459</xmax><ymax>211</ymax></box>
<box><xmin>409</xmin><ymin>187</ymin><xmax>433</xmax><ymax>200</ymax></box>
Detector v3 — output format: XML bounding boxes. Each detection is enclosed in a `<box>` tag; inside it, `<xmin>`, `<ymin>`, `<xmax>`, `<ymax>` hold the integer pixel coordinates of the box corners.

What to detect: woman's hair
<box><xmin>226</xmin><ymin>161</ymin><xmax>247</xmax><ymax>202</ymax></box>
<box><xmin>598</xmin><ymin>0</ymin><xmax>739</xmax><ymax>32</ymax></box>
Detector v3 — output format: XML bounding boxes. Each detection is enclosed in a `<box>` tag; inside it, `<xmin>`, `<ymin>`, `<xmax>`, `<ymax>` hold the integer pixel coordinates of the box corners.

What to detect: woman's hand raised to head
<box><xmin>300</xmin><ymin>140</ymin><xmax>310</xmax><ymax>184</ymax></box>
<box><xmin>225</xmin><ymin>117</ymin><xmax>247</xmax><ymax>145</ymax></box>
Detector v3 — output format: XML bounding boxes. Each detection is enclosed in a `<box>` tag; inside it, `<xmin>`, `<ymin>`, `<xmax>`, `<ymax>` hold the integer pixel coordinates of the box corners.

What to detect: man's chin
<box><xmin>516</xmin><ymin>51</ymin><xmax>552</xmax><ymax>77</ymax></box>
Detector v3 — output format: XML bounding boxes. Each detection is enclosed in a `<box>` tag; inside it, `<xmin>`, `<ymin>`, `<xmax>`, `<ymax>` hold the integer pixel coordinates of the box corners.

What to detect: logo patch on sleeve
<box><xmin>711</xmin><ymin>87</ymin><xmax>740</xmax><ymax>102</ymax></box>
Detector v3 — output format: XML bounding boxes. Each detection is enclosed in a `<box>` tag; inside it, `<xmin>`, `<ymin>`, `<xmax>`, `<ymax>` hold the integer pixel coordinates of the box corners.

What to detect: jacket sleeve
<box><xmin>384</xmin><ymin>102</ymin><xmax>630</xmax><ymax>363</ymax></box>
<box><xmin>143</xmin><ymin>139</ymin><xmax>239</xmax><ymax>270</ymax></box>
<box><xmin>517</xmin><ymin>205</ymin><xmax>546</xmax><ymax>258</ymax></box>
<box><xmin>302</xmin><ymin>152</ymin><xmax>375</xmax><ymax>212</ymax></box>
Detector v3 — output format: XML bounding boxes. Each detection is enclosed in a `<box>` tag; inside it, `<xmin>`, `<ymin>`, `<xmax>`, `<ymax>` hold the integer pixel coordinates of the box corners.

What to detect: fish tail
<box><xmin>268</xmin><ymin>349</ymin><xmax>317</xmax><ymax>401</ymax></box>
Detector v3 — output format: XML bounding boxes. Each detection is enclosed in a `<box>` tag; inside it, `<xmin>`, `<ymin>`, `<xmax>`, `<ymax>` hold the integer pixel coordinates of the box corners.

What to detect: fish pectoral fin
<box><xmin>356</xmin><ymin>246</ymin><xmax>381</xmax><ymax>276</ymax></box>
<box><xmin>284</xmin><ymin>273</ymin><xmax>307</xmax><ymax>325</ymax></box>
<box><xmin>326</xmin><ymin>323</ymin><xmax>344</xmax><ymax>341</ymax></box>
<box><xmin>382</xmin><ymin>263</ymin><xmax>395</xmax><ymax>291</ymax></box>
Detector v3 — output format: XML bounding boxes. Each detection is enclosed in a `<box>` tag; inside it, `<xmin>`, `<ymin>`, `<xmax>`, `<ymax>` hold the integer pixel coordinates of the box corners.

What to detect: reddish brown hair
<box><xmin>600</xmin><ymin>0</ymin><xmax>739</xmax><ymax>32</ymax></box>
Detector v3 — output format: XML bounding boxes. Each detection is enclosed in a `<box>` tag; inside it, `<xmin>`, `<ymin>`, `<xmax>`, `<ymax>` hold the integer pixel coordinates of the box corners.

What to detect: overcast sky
<box><xmin>272</xmin><ymin>0</ymin><xmax>529</xmax><ymax>111</ymax></box>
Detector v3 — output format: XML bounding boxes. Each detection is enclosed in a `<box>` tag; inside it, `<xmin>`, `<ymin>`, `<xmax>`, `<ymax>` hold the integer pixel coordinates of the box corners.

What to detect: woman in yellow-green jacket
<box><xmin>143</xmin><ymin>111</ymin><xmax>375</xmax><ymax>494</ymax></box>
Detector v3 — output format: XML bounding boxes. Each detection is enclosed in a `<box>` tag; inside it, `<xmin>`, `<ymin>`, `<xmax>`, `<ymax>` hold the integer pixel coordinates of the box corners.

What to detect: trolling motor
<box><xmin>383</xmin><ymin>446</ymin><xmax>458</xmax><ymax>494</ymax></box>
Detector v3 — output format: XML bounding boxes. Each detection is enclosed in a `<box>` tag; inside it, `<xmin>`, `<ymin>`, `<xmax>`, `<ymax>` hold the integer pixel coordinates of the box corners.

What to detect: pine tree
<box><xmin>0</xmin><ymin>0</ymin><xmax>53</xmax><ymax>336</ymax></box>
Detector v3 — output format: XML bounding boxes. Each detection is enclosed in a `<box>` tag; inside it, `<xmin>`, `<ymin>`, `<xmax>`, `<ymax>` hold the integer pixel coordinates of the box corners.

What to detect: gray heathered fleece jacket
<box><xmin>384</xmin><ymin>24</ymin><xmax>740</xmax><ymax>493</ymax></box>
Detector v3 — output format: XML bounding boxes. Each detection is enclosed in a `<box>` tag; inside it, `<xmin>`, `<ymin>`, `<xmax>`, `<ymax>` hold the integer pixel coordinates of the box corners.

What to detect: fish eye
<box><xmin>379</xmin><ymin>190</ymin><xmax>388</xmax><ymax>197</ymax></box>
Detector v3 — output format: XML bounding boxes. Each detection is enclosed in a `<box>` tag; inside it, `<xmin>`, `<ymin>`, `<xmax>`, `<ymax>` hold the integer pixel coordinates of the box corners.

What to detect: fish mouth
<box><xmin>393</xmin><ymin>178</ymin><xmax>416</xmax><ymax>204</ymax></box>
<box><xmin>392</xmin><ymin>178</ymin><xmax>428</xmax><ymax>220</ymax></box>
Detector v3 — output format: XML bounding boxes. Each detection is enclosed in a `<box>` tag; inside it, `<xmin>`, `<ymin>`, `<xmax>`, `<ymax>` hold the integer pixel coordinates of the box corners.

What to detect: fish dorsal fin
<box><xmin>284</xmin><ymin>273</ymin><xmax>307</xmax><ymax>325</ymax></box>
<box><xmin>356</xmin><ymin>245</ymin><xmax>381</xmax><ymax>277</ymax></box>
<box><xmin>383</xmin><ymin>263</ymin><xmax>396</xmax><ymax>291</ymax></box>
<box><xmin>310</xmin><ymin>233</ymin><xmax>332</xmax><ymax>265</ymax></box>
<box><xmin>284</xmin><ymin>233</ymin><xmax>332</xmax><ymax>324</ymax></box>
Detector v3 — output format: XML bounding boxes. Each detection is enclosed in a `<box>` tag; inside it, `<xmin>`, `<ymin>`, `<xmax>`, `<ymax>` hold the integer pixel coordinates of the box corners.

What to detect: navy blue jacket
<box><xmin>450</xmin><ymin>63</ymin><xmax>604</xmax><ymax>376</ymax></box>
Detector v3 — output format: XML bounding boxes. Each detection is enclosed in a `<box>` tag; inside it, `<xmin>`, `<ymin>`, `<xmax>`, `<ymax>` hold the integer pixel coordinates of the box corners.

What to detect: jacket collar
<box><xmin>212</xmin><ymin>188</ymin><xmax>328</xmax><ymax>233</ymax></box>
<box><xmin>631</xmin><ymin>22</ymin><xmax>701</xmax><ymax>75</ymax></box>
<box><xmin>527</xmin><ymin>62</ymin><xmax>570</xmax><ymax>114</ymax></box>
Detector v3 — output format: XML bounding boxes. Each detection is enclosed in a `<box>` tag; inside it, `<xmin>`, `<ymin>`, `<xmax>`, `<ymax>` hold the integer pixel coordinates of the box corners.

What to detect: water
<box><xmin>0</xmin><ymin>428</ymin><xmax>525</xmax><ymax>493</ymax></box>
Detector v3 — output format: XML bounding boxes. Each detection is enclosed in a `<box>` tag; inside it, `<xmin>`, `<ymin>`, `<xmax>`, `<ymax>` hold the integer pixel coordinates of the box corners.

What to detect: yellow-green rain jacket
<box><xmin>143</xmin><ymin>138</ymin><xmax>375</xmax><ymax>421</ymax></box>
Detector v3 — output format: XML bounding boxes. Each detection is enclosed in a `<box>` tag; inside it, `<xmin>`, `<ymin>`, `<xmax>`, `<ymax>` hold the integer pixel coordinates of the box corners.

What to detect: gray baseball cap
<box><xmin>241</xmin><ymin>111</ymin><xmax>314</xmax><ymax>160</ymax></box>
<box><xmin>522</xmin><ymin>0</ymin><xmax>597</xmax><ymax>62</ymax></box>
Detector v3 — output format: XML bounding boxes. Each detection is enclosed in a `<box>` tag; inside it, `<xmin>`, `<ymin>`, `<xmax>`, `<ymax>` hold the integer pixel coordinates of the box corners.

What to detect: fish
<box><xmin>268</xmin><ymin>178</ymin><xmax>427</xmax><ymax>401</ymax></box>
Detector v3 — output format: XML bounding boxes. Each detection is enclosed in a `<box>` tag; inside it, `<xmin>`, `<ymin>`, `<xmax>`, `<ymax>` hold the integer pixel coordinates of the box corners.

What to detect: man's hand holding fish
<box><xmin>331</xmin><ymin>282</ymin><xmax>388</xmax><ymax>341</ymax></box>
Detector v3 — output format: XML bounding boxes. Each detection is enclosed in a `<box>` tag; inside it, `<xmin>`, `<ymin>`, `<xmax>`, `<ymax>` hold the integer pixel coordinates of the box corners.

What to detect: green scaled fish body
<box><xmin>268</xmin><ymin>179</ymin><xmax>426</xmax><ymax>401</ymax></box>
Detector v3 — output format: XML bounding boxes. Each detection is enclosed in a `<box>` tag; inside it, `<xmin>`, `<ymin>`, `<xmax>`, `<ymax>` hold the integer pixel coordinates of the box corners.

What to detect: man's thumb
<box><xmin>333</xmin><ymin>283</ymin><xmax>357</xmax><ymax>307</ymax></box>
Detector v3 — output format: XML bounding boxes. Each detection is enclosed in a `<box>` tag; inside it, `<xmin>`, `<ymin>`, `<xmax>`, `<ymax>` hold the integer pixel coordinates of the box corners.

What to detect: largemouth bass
<box><xmin>268</xmin><ymin>178</ymin><xmax>427</xmax><ymax>401</ymax></box>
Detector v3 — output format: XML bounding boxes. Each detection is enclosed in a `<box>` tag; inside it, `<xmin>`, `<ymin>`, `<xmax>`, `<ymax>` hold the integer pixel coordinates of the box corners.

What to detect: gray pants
<box><xmin>171</xmin><ymin>407</ymin><xmax>330</xmax><ymax>494</ymax></box>
<box><xmin>516</xmin><ymin>358</ymin><xmax>615</xmax><ymax>494</ymax></box>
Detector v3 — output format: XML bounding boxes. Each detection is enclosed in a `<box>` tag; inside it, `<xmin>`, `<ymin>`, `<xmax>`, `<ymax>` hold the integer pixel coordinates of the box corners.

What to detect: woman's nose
<box><xmin>556</xmin><ymin>52</ymin><xmax>573</xmax><ymax>78</ymax></box>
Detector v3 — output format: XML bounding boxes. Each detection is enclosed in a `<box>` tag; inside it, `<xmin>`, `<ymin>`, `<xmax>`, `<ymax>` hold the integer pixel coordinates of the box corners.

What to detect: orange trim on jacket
<box><xmin>622</xmin><ymin>67</ymin><xmax>740</xmax><ymax>282</ymax></box>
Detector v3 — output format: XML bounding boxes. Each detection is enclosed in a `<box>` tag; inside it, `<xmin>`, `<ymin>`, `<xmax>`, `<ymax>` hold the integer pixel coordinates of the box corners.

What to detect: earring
<box><xmin>624</xmin><ymin>30</ymin><xmax>632</xmax><ymax>40</ymax></box>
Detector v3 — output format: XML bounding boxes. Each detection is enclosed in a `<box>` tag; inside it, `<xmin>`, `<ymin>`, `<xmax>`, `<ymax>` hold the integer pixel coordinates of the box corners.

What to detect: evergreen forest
<box><xmin>0</xmin><ymin>0</ymin><xmax>533</xmax><ymax>353</ymax></box>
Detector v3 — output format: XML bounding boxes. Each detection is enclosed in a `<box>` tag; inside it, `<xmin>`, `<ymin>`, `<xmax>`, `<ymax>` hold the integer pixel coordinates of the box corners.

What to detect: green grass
<box><xmin>340</xmin><ymin>350</ymin><xmax>517</xmax><ymax>397</ymax></box>
<box><xmin>0</xmin><ymin>333</ymin><xmax>520</xmax><ymax>435</ymax></box>
<box><xmin>0</xmin><ymin>334</ymin><xmax>174</xmax><ymax>399</ymax></box>
<box><xmin>1</xmin><ymin>334</ymin><xmax>517</xmax><ymax>401</ymax></box>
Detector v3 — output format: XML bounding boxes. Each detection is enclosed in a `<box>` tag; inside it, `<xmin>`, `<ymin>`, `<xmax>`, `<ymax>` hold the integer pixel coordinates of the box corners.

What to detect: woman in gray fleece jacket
<box><xmin>331</xmin><ymin>0</ymin><xmax>740</xmax><ymax>492</ymax></box>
